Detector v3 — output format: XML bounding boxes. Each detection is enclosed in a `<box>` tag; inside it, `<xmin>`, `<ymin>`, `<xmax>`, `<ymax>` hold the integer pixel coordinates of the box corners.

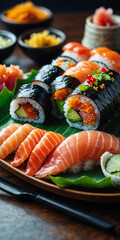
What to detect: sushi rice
<box><xmin>10</xmin><ymin>98</ymin><xmax>45</xmax><ymax>124</ymax></box>
<box><xmin>62</xmin><ymin>50</ymin><xmax>89</xmax><ymax>62</ymax></box>
<box><xmin>64</xmin><ymin>95</ymin><xmax>100</xmax><ymax>130</ymax></box>
<box><xmin>89</xmin><ymin>54</ymin><xmax>115</xmax><ymax>71</ymax></box>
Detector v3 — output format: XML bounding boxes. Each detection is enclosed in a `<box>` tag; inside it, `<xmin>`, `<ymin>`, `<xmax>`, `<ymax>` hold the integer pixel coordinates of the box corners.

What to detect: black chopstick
<box><xmin>0</xmin><ymin>177</ymin><xmax>115</xmax><ymax>231</ymax></box>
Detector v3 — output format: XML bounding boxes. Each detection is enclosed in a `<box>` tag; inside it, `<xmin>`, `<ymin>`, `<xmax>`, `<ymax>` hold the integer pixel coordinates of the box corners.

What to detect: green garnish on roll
<box><xmin>79</xmin><ymin>68</ymin><xmax>113</xmax><ymax>93</ymax></box>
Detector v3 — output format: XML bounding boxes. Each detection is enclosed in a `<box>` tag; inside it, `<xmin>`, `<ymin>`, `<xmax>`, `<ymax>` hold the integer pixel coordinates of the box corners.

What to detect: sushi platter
<box><xmin>0</xmin><ymin>4</ymin><xmax>120</xmax><ymax>203</ymax></box>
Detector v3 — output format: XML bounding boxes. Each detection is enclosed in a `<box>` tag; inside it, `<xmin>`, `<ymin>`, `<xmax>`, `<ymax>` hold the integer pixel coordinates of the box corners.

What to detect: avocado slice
<box><xmin>56</xmin><ymin>100</ymin><xmax>64</xmax><ymax>114</ymax></box>
<box><xmin>15</xmin><ymin>107</ymin><xmax>27</xmax><ymax>118</ymax></box>
<box><xmin>67</xmin><ymin>107</ymin><xmax>82</xmax><ymax>123</ymax></box>
<box><xmin>106</xmin><ymin>154</ymin><xmax>120</xmax><ymax>174</ymax></box>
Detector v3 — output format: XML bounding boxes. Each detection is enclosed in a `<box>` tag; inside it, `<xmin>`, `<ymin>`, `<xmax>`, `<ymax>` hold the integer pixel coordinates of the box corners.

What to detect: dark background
<box><xmin>0</xmin><ymin>0</ymin><xmax>119</xmax><ymax>13</ymax></box>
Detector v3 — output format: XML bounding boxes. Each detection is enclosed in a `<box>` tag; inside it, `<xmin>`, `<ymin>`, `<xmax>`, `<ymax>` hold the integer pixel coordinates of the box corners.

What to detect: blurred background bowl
<box><xmin>82</xmin><ymin>15</ymin><xmax>120</xmax><ymax>51</ymax></box>
<box><xmin>0</xmin><ymin>6</ymin><xmax>53</xmax><ymax>35</ymax></box>
<box><xmin>0</xmin><ymin>30</ymin><xmax>16</xmax><ymax>61</ymax></box>
<box><xmin>18</xmin><ymin>27</ymin><xmax>66</xmax><ymax>63</ymax></box>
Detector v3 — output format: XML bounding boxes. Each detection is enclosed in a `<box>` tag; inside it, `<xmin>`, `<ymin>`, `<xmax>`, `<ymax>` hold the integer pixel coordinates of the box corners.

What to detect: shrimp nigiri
<box><xmin>35</xmin><ymin>130</ymin><xmax>120</xmax><ymax>178</ymax></box>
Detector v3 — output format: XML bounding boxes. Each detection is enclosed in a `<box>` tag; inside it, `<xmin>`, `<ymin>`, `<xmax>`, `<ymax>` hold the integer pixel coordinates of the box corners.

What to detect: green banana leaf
<box><xmin>50</xmin><ymin>167</ymin><xmax>116</xmax><ymax>188</ymax></box>
<box><xmin>0</xmin><ymin>69</ymin><xmax>38</xmax><ymax>120</ymax></box>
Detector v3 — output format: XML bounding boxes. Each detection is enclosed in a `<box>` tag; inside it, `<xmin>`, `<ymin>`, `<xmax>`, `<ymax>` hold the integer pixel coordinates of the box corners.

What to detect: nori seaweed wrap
<box><xmin>10</xmin><ymin>84</ymin><xmax>51</xmax><ymax>124</ymax></box>
<box><xmin>64</xmin><ymin>69</ymin><xmax>120</xmax><ymax>130</ymax></box>
<box><xmin>34</xmin><ymin>64</ymin><xmax>63</xmax><ymax>85</ymax></box>
<box><xmin>50</xmin><ymin>75</ymin><xmax>80</xmax><ymax>119</ymax></box>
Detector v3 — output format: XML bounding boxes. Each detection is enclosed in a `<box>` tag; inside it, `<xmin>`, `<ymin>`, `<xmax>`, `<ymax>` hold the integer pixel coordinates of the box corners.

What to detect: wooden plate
<box><xmin>1</xmin><ymin>158</ymin><xmax>120</xmax><ymax>203</ymax></box>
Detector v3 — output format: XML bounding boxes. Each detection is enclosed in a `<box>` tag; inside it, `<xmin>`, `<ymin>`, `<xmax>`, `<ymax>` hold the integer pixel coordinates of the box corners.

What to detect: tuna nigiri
<box><xmin>89</xmin><ymin>47</ymin><xmax>120</xmax><ymax>73</ymax></box>
<box><xmin>0</xmin><ymin>124</ymin><xmax>21</xmax><ymax>146</ymax></box>
<box><xmin>63</xmin><ymin>61</ymin><xmax>101</xmax><ymax>83</ymax></box>
<box><xmin>11</xmin><ymin>128</ymin><xmax>47</xmax><ymax>167</ymax></box>
<box><xmin>35</xmin><ymin>130</ymin><xmax>120</xmax><ymax>178</ymax></box>
<box><xmin>62</xmin><ymin>42</ymin><xmax>91</xmax><ymax>62</ymax></box>
<box><xmin>0</xmin><ymin>124</ymin><xmax>34</xmax><ymax>160</ymax></box>
<box><xmin>26</xmin><ymin>131</ymin><xmax>65</xmax><ymax>176</ymax></box>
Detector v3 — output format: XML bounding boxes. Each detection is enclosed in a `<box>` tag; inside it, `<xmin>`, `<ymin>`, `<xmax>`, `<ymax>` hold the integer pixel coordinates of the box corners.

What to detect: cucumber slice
<box><xmin>15</xmin><ymin>107</ymin><xmax>27</xmax><ymax>118</ymax></box>
<box><xmin>67</xmin><ymin>107</ymin><xmax>82</xmax><ymax>123</ymax></box>
<box><xmin>106</xmin><ymin>154</ymin><xmax>120</xmax><ymax>174</ymax></box>
<box><xmin>56</xmin><ymin>100</ymin><xmax>64</xmax><ymax>114</ymax></box>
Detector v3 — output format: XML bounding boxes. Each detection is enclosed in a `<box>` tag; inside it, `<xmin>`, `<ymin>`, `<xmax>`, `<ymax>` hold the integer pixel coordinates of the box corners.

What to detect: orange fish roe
<box><xmin>56</xmin><ymin>59</ymin><xmax>65</xmax><ymax>67</ymax></box>
<box><xmin>68</xmin><ymin>96</ymin><xmax>97</xmax><ymax>126</ymax></box>
<box><xmin>20</xmin><ymin>104</ymin><xmax>38</xmax><ymax>119</ymax></box>
<box><xmin>54</xmin><ymin>88</ymin><xmax>72</xmax><ymax>101</ymax></box>
<box><xmin>68</xmin><ymin>96</ymin><xmax>81</xmax><ymax>108</ymax></box>
<box><xmin>5</xmin><ymin>1</ymin><xmax>50</xmax><ymax>23</ymax></box>
<box><xmin>80</xmin><ymin>102</ymin><xmax>95</xmax><ymax>114</ymax></box>
<box><xmin>67</xmin><ymin>62</ymin><xmax>75</xmax><ymax>68</ymax></box>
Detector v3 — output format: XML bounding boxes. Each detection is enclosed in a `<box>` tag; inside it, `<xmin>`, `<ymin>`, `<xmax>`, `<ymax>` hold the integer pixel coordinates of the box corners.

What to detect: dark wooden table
<box><xmin>0</xmin><ymin>12</ymin><xmax>120</xmax><ymax>240</ymax></box>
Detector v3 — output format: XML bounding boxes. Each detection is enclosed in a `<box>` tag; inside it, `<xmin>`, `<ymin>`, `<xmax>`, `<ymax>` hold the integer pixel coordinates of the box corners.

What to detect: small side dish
<box><xmin>0</xmin><ymin>30</ymin><xmax>16</xmax><ymax>61</ymax></box>
<box><xmin>18</xmin><ymin>28</ymin><xmax>66</xmax><ymax>62</ymax></box>
<box><xmin>82</xmin><ymin>7</ymin><xmax>120</xmax><ymax>51</ymax></box>
<box><xmin>0</xmin><ymin>35</ymin><xmax>11</xmax><ymax>48</ymax></box>
<box><xmin>5</xmin><ymin>1</ymin><xmax>50</xmax><ymax>24</ymax></box>
<box><xmin>0</xmin><ymin>2</ymin><xmax>53</xmax><ymax>34</ymax></box>
<box><xmin>24</xmin><ymin>30</ymin><xmax>62</xmax><ymax>48</ymax></box>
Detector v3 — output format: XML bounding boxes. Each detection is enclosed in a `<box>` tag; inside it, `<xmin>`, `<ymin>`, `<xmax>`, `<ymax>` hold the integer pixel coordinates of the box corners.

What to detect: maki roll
<box><xmin>62</xmin><ymin>42</ymin><xmax>91</xmax><ymax>62</ymax></box>
<box><xmin>31</xmin><ymin>80</ymin><xmax>49</xmax><ymax>93</ymax></box>
<box><xmin>52</xmin><ymin>56</ymin><xmax>76</xmax><ymax>71</ymax></box>
<box><xmin>64</xmin><ymin>68</ymin><xmax>120</xmax><ymax>130</ymax></box>
<box><xmin>50</xmin><ymin>75</ymin><xmax>79</xmax><ymax>119</ymax></box>
<box><xmin>34</xmin><ymin>64</ymin><xmax>64</xmax><ymax>85</ymax></box>
<box><xmin>10</xmin><ymin>84</ymin><xmax>51</xmax><ymax>124</ymax></box>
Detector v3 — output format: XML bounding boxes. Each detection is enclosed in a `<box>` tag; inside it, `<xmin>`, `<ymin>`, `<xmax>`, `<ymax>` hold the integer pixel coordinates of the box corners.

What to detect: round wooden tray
<box><xmin>0</xmin><ymin>158</ymin><xmax>120</xmax><ymax>203</ymax></box>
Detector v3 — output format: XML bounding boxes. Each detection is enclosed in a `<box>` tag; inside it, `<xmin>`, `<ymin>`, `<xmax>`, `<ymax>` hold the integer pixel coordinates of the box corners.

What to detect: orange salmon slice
<box><xmin>35</xmin><ymin>130</ymin><xmax>120</xmax><ymax>178</ymax></box>
<box><xmin>26</xmin><ymin>131</ymin><xmax>65</xmax><ymax>176</ymax></box>
<box><xmin>0</xmin><ymin>124</ymin><xmax>21</xmax><ymax>146</ymax></box>
<box><xmin>11</xmin><ymin>128</ymin><xmax>47</xmax><ymax>167</ymax></box>
<box><xmin>0</xmin><ymin>124</ymin><xmax>34</xmax><ymax>160</ymax></box>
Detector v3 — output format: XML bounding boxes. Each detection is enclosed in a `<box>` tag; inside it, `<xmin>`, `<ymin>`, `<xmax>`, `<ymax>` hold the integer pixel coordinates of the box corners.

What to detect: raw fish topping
<box><xmin>0</xmin><ymin>64</ymin><xmax>24</xmax><ymax>92</ymax></box>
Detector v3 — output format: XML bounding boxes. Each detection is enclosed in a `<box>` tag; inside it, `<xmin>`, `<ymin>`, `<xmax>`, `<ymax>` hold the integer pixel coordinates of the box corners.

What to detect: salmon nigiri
<box><xmin>0</xmin><ymin>124</ymin><xmax>34</xmax><ymax>160</ymax></box>
<box><xmin>35</xmin><ymin>130</ymin><xmax>120</xmax><ymax>178</ymax></box>
<box><xmin>62</xmin><ymin>42</ymin><xmax>91</xmax><ymax>61</ymax></box>
<box><xmin>11</xmin><ymin>128</ymin><xmax>47</xmax><ymax>167</ymax></box>
<box><xmin>26</xmin><ymin>131</ymin><xmax>65</xmax><ymax>176</ymax></box>
<box><xmin>0</xmin><ymin>124</ymin><xmax>21</xmax><ymax>146</ymax></box>
<box><xmin>63</xmin><ymin>61</ymin><xmax>101</xmax><ymax>83</ymax></box>
<box><xmin>89</xmin><ymin>47</ymin><xmax>120</xmax><ymax>73</ymax></box>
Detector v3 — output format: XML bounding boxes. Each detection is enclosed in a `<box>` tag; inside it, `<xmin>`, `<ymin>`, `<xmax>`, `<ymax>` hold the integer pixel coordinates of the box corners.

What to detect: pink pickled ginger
<box><xmin>92</xmin><ymin>7</ymin><xmax>116</xmax><ymax>26</ymax></box>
